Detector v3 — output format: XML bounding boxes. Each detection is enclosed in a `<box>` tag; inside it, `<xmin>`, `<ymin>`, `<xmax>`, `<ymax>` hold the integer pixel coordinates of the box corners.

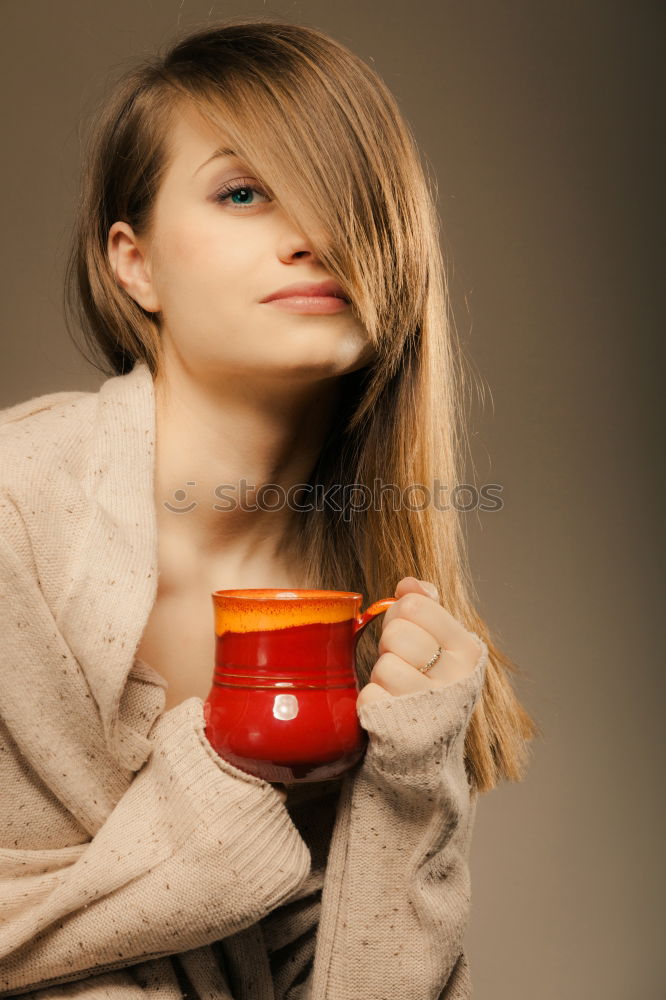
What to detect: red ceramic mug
<box><xmin>203</xmin><ymin>589</ymin><xmax>397</xmax><ymax>783</ymax></box>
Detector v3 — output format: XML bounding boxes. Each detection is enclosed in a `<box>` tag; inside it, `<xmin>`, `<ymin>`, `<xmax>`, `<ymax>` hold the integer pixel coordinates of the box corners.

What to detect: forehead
<box><xmin>162</xmin><ymin>103</ymin><xmax>239</xmax><ymax>178</ymax></box>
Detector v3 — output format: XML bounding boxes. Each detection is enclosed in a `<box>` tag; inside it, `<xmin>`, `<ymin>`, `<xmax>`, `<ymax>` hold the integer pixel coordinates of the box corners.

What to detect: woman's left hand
<box><xmin>356</xmin><ymin>576</ymin><xmax>482</xmax><ymax>710</ymax></box>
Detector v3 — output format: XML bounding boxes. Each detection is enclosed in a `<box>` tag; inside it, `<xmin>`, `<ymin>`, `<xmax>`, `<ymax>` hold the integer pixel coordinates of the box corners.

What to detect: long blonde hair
<box><xmin>65</xmin><ymin>15</ymin><xmax>540</xmax><ymax>793</ymax></box>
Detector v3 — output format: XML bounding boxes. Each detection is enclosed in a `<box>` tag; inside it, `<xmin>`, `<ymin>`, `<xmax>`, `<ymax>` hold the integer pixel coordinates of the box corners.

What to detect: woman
<box><xmin>0</xmin><ymin>18</ymin><xmax>537</xmax><ymax>998</ymax></box>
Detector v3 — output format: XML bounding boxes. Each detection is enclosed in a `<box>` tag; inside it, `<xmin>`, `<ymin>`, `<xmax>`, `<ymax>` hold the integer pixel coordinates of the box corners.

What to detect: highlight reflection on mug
<box><xmin>163</xmin><ymin>482</ymin><xmax>198</xmax><ymax>513</ymax></box>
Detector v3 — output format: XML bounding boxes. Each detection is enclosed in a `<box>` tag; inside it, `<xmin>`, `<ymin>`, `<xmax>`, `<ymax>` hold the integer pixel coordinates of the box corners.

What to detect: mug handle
<box><xmin>353</xmin><ymin>597</ymin><xmax>398</xmax><ymax>642</ymax></box>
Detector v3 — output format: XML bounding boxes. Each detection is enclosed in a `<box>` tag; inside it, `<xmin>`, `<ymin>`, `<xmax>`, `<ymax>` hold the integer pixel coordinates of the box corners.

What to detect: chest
<box><xmin>135</xmin><ymin>588</ymin><xmax>218</xmax><ymax>712</ymax></box>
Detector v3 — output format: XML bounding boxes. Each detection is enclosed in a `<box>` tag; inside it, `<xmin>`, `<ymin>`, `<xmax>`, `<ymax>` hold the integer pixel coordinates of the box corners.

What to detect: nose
<box><xmin>276</xmin><ymin>215</ymin><xmax>328</xmax><ymax>265</ymax></box>
<box><xmin>277</xmin><ymin>236</ymin><xmax>319</xmax><ymax>265</ymax></box>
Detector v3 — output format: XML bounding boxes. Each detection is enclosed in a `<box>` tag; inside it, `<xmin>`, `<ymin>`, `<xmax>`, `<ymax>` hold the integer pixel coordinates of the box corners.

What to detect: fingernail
<box><xmin>418</xmin><ymin>579</ymin><xmax>438</xmax><ymax>599</ymax></box>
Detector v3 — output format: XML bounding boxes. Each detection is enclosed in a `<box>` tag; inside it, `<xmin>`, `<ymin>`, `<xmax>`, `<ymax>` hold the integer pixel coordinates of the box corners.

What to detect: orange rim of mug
<box><xmin>212</xmin><ymin>589</ymin><xmax>396</xmax><ymax>636</ymax></box>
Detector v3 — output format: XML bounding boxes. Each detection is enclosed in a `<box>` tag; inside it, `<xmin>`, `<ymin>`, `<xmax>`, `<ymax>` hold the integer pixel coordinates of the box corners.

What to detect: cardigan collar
<box><xmin>57</xmin><ymin>359</ymin><xmax>162</xmax><ymax>771</ymax></box>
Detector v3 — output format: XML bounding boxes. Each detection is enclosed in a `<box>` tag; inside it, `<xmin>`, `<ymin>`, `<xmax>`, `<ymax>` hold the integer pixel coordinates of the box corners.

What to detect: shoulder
<box><xmin>0</xmin><ymin>384</ymin><xmax>98</xmax><ymax>440</ymax></box>
<box><xmin>0</xmin><ymin>385</ymin><xmax>99</xmax><ymax>492</ymax></box>
<box><xmin>0</xmin><ymin>386</ymin><xmax>94</xmax><ymax>428</ymax></box>
<box><xmin>0</xmin><ymin>363</ymin><xmax>153</xmax><ymax>563</ymax></box>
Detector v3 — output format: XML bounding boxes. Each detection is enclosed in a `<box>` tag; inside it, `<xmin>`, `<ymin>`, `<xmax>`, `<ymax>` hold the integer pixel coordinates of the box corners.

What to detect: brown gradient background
<box><xmin>1</xmin><ymin>2</ymin><xmax>662</xmax><ymax>996</ymax></box>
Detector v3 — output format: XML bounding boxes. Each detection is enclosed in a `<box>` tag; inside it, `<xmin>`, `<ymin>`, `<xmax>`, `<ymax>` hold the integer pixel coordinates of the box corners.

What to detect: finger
<box><xmin>383</xmin><ymin>590</ymin><xmax>477</xmax><ymax>657</ymax></box>
<box><xmin>394</xmin><ymin>576</ymin><xmax>438</xmax><ymax>600</ymax></box>
<box><xmin>356</xmin><ymin>680</ymin><xmax>392</xmax><ymax>710</ymax></box>
<box><xmin>369</xmin><ymin>651</ymin><xmax>432</xmax><ymax>697</ymax></box>
<box><xmin>378</xmin><ymin>615</ymin><xmax>442</xmax><ymax>671</ymax></box>
<box><xmin>377</xmin><ymin>616</ymin><xmax>473</xmax><ymax>684</ymax></box>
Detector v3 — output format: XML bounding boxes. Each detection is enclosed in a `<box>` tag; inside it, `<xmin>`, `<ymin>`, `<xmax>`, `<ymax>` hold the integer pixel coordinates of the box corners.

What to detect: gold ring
<box><xmin>418</xmin><ymin>645</ymin><xmax>443</xmax><ymax>674</ymax></box>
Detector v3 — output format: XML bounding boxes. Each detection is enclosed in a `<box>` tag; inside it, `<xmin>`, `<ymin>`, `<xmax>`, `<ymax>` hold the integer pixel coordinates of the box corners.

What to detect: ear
<box><xmin>107</xmin><ymin>221</ymin><xmax>161</xmax><ymax>313</ymax></box>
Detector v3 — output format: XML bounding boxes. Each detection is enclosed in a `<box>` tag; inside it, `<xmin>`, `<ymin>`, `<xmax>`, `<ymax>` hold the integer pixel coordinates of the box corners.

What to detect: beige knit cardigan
<box><xmin>0</xmin><ymin>361</ymin><xmax>488</xmax><ymax>999</ymax></box>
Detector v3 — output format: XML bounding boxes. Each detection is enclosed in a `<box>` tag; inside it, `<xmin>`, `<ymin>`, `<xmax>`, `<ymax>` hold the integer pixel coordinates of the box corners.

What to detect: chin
<box><xmin>273</xmin><ymin>360</ymin><xmax>355</xmax><ymax>381</ymax></box>
<box><xmin>275</xmin><ymin>339</ymin><xmax>372</xmax><ymax>377</ymax></box>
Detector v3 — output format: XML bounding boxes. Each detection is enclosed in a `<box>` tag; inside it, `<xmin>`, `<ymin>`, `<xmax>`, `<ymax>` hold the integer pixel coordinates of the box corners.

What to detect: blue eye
<box><xmin>214</xmin><ymin>179</ymin><xmax>271</xmax><ymax>209</ymax></box>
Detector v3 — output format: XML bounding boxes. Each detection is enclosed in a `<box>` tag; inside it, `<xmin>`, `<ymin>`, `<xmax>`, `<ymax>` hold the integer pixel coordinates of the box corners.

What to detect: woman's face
<box><xmin>109</xmin><ymin>105</ymin><xmax>375</xmax><ymax>385</ymax></box>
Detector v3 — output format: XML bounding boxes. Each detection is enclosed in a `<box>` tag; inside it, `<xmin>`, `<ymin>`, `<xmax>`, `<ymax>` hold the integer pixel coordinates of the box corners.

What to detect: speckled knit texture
<box><xmin>0</xmin><ymin>363</ymin><xmax>488</xmax><ymax>999</ymax></box>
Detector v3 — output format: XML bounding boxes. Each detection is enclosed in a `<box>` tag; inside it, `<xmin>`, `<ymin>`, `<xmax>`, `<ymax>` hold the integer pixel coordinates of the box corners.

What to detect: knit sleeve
<box><xmin>0</xmin><ymin>495</ymin><xmax>312</xmax><ymax>997</ymax></box>
<box><xmin>307</xmin><ymin>635</ymin><xmax>488</xmax><ymax>1000</ymax></box>
<box><xmin>0</xmin><ymin>694</ymin><xmax>312</xmax><ymax>997</ymax></box>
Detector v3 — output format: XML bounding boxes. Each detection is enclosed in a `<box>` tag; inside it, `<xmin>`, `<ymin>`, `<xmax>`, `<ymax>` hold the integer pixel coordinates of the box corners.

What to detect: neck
<box><xmin>151</xmin><ymin>351</ymin><xmax>341</xmax><ymax>587</ymax></box>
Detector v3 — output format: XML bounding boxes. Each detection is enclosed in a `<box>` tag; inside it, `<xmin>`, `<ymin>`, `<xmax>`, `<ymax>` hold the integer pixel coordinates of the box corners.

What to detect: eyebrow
<box><xmin>193</xmin><ymin>147</ymin><xmax>239</xmax><ymax>177</ymax></box>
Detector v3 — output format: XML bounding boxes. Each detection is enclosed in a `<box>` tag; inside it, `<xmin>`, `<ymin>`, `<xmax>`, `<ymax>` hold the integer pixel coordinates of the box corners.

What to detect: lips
<box><xmin>261</xmin><ymin>279</ymin><xmax>349</xmax><ymax>303</ymax></box>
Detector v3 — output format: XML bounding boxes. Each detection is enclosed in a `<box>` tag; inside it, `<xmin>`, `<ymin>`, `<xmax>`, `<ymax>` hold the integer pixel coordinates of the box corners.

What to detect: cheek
<box><xmin>159</xmin><ymin>220</ymin><xmax>217</xmax><ymax>276</ymax></box>
<box><xmin>173</xmin><ymin>227</ymin><xmax>256</xmax><ymax>300</ymax></box>
<box><xmin>152</xmin><ymin>204</ymin><xmax>225</xmax><ymax>274</ymax></box>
